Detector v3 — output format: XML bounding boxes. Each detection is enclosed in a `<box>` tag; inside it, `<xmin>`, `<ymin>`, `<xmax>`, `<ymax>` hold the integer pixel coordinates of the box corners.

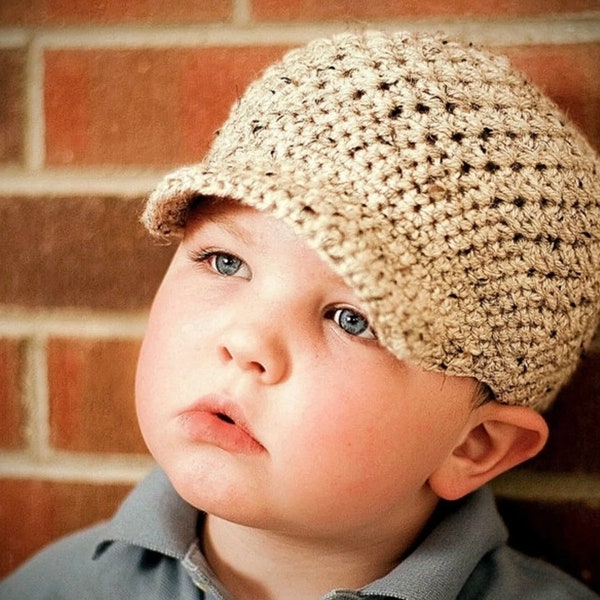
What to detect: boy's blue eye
<box><xmin>331</xmin><ymin>308</ymin><xmax>376</xmax><ymax>339</ymax></box>
<box><xmin>191</xmin><ymin>250</ymin><xmax>251</xmax><ymax>279</ymax></box>
<box><xmin>213</xmin><ymin>253</ymin><xmax>243</xmax><ymax>276</ymax></box>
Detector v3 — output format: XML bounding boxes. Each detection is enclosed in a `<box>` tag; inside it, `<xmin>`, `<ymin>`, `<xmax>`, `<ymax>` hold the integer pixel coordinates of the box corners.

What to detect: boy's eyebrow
<box><xmin>193</xmin><ymin>210</ymin><xmax>254</xmax><ymax>246</ymax></box>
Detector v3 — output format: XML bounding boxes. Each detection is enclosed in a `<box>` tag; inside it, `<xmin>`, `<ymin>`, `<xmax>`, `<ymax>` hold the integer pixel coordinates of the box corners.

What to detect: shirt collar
<box><xmin>93</xmin><ymin>467</ymin><xmax>198</xmax><ymax>561</ymax></box>
<box><xmin>93</xmin><ymin>468</ymin><xmax>507</xmax><ymax>600</ymax></box>
<box><xmin>359</xmin><ymin>486</ymin><xmax>508</xmax><ymax>599</ymax></box>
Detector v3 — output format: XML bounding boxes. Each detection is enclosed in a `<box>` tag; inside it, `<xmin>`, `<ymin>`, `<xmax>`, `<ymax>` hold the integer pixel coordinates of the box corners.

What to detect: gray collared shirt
<box><xmin>1</xmin><ymin>467</ymin><xmax>597</xmax><ymax>599</ymax></box>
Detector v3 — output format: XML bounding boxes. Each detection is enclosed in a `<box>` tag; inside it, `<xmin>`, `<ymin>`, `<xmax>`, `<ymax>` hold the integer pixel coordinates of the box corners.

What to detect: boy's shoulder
<box><xmin>459</xmin><ymin>545</ymin><xmax>598</xmax><ymax>600</ymax></box>
<box><xmin>450</xmin><ymin>490</ymin><xmax>599</xmax><ymax>600</ymax></box>
<box><xmin>0</xmin><ymin>522</ymin><xmax>106</xmax><ymax>600</ymax></box>
<box><xmin>364</xmin><ymin>486</ymin><xmax>599</xmax><ymax>600</ymax></box>
<box><xmin>0</xmin><ymin>520</ymin><xmax>200</xmax><ymax>600</ymax></box>
<box><xmin>0</xmin><ymin>468</ymin><xmax>200</xmax><ymax>600</ymax></box>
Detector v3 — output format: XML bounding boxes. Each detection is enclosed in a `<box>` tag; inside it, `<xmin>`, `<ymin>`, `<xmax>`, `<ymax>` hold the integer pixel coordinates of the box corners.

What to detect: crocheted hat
<box><xmin>143</xmin><ymin>31</ymin><xmax>600</xmax><ymax>411</ymax></box>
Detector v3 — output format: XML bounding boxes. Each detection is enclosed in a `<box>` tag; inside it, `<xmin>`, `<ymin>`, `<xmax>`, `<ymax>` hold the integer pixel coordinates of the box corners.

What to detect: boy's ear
<box><xmin>428</xmin><ymin>403</ymin><xmax>549</xmax><ymax>501</ymax></box>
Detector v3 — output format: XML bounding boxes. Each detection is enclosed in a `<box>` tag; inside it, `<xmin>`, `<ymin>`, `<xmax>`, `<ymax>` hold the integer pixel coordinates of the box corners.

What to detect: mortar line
<box><xmin>232</xmin><ymin>0</ymin><xmax>251</xmax><ymax>25</ymax></box>
<box><xmin>24</xmin><ymin>37</ymin><xmax>45</xmax><ymax>171</ymax></box>
<box><xmin>0</xmin><ymin>309</ymin><xmax>150</xmax><ymax>338</ymax></box>
<box><xmin>3</xmin><ymin>16</ymin><xmax>596</xmax><ymax>49</ymax></box>
<box><xmin>22</xmin><ymin>335</ymin><xmax>51</xmax><ymax>460</ymax></box>
<box><xmin>0</xmin><ymin>451</ymin><xmax>155</xmax><ymax>484</ymax></box>
<box><xmin>0</xmin><ymin>169</ymin><xmax>164</xmax><ymax>196</ymax></box>
<box><xmin>0</xmin><ymin>29</ymin><xmax>29</xmax><ymax>47</ymax></box>
<box><xmin>493</xmin><ymin>469</ymin><xmax>600</xmax><ymax>502</ymax></box>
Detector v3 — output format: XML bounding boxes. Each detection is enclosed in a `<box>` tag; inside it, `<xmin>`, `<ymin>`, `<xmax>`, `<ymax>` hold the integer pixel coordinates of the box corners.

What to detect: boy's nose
<box><xmin>217</xmin><ymin>324</ymin><xmax>289</xmax><ymax>385</ymax></box>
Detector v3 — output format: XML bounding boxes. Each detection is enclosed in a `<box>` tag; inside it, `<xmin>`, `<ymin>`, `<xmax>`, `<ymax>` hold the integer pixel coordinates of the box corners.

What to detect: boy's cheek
<box><xmin>275</xmin><ymin>403</ymin><xmax>382</xmax><ymax>479</ymax></box>
<box><xmin>135</xmin><ymin>329</ymin><xmax>181</xmax><ymax>417</ymax></box>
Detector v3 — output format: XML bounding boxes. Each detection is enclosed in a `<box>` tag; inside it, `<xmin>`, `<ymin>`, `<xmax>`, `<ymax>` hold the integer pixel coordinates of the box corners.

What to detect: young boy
<box><xmin>2</xmin><ymin>30</ymin><xmax>599</xmax><ymax>600</ymax></box>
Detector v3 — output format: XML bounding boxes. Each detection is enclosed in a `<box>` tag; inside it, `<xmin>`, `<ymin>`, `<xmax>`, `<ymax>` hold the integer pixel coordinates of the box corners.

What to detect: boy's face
<box><xmin>136</xmin><ymin>200</ymin><xmax>478</xmax><ymax>540</ymax></box>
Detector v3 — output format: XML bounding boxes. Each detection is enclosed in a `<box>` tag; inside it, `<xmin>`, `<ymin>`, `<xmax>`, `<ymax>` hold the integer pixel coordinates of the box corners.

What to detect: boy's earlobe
<box><xmin>428</xmin><ymin>404</ymin><xmax>549</xmax><ymax>501</ymax></box>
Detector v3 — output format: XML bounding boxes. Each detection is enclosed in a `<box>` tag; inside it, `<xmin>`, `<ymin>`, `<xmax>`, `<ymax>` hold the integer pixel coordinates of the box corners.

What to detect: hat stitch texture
<box><xmin>143</xmin><ymin>30</ymin><xmax>600</xmax><ymax>411</ymax></box>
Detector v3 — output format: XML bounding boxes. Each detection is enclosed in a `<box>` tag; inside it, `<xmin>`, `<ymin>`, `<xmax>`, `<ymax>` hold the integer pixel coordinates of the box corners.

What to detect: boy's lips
<box><xmin>178</xmin><ymin>395</ymin><xmax>265</xmax><ymax>455</ymax></box>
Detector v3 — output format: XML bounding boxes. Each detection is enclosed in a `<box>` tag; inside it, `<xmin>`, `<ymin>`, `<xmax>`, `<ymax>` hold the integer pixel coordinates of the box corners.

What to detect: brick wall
<box><xmin>1</xmin><ymin>0</ymin><xmax>599</xmax><ymax>592</ymax></box>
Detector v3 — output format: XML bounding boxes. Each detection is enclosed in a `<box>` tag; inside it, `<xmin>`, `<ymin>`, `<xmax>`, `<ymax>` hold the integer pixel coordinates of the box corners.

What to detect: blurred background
<box><xmin>0</xmin><ymin>0</ymin><xmax>599</xmax><ymax>593</ymax></box>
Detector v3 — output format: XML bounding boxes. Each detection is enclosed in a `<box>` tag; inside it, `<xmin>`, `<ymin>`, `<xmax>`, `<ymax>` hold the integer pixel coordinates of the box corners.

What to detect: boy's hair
<box><xmin>473</xmin><ymin>381</ymin><xmax>495</xmax><ymax>408</ymax></box>
<box><xmin>143</xmin><ymin>31</ymin><xmax>600</xmax><ymax>412</ymax></box>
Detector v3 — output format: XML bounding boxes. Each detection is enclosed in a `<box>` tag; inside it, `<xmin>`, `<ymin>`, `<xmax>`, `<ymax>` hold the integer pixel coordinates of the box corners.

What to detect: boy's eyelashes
<box><xmin>189</xmin><ymin>248</ymin><xmax>252</xmax><ymax>279</ymax></box>
<box><xmin>187</xmin><ymin>248</ymin><xmax>377</xmax><ymax>340</ymax></box>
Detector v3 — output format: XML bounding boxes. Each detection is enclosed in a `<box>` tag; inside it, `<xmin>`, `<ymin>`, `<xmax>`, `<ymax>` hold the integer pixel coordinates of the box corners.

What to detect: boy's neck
<box><xmin>202</xmin><ymin>497</ymin><xmax>438</xmax><ymax>600</ymax></box>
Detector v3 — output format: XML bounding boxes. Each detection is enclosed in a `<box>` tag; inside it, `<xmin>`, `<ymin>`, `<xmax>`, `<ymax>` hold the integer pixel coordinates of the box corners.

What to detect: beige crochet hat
<box><xmin>143</xmin><ymin>31</ymin><xmax>600</xmax><ymax>411</ymax></box>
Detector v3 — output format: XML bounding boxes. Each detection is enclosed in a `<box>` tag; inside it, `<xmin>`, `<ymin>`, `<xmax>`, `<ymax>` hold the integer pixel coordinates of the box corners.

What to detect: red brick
<box><xmin>0</xmin><ymin>478</ymin><xmax>133</xmax><ymax>577</ymax></box>
<box><xmin>44</xmin><ymin>42</ymin><xmax>598</xmax><ymax>167</ymax></box>
<box><xmin>503</xmin><ymin>43</ymin><xmax>600</xmax><ymax>153</ymax></box>
<box><xmin>0</xmin><ymin>48</ymin><xmax>26</xmax><ymax>165</ymax></box>
<box><xmin>0</xmin><ymin>0</ymin><xmax>231</xmax><ymax>25</ymax></box>
<box><xmin>529</xmin><ymin>332</ymin><xmax>600</xmax><ymax>473</ymax></box>
<box><xmin>45</xmin><ymin>46</ymin><xmax>289</xmax><ymax>167</ymax></box>
<box><xmin>0</xmin><ymin>195</ymin><xmax>174</xmax><ymax>310</ymax></box>
<box><xmin>0</xmin><ymin>339</ymin><xmax>26</xmax><ymax>450</ymax></box>
<box><xmin>497</xmin><ymin>497</ymin><xmax>600</xmax><ymax>593</ymax></box>
<box><xmin>48</xmin><ymin>338</ymin><xmax>148</xmax><ymax>454</ymax></box>
<box><xmin>251</xmin><ymin>0</ymin><xmax>600</xmax><ymax>20</ymax></box>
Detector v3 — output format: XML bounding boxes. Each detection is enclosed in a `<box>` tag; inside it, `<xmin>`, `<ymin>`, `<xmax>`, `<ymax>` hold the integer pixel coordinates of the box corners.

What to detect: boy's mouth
<box><xmin>178</xmin><ymin>395</ymin><xmax>265</xmax><ymax>454</ymax></box>
<box><xmin>215</xmin><ymin>412</ymin><xmax>235</xmax><ymax>425</ymax></box>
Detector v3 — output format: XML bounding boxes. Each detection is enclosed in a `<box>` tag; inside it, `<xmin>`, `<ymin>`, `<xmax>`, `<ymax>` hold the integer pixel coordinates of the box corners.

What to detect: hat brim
<box><xmin>142</xmin><ymin>159</ymin><xmax>359</xmax><ymax>240</ymax></box>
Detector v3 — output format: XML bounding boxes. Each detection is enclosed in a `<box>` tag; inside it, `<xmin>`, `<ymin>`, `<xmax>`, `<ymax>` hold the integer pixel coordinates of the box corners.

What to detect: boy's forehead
<box><xmin>184</xmin><ymin>196</ymin><xmax>312</xmax><ymax>251</ymax></box>
<box><xmin>185</xmin><ymin>198</ymin><xmax>255</xmax><ymax>241</ymax></box>
<box><xmin>183</xmin><ymin>196</ymin><xmax>357</xmax><ymax>289</ymax></box>
<box><xmin>186</xmin><ymin>197</ymin><xmax>289</xmax><ymax>240</ymax></box>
